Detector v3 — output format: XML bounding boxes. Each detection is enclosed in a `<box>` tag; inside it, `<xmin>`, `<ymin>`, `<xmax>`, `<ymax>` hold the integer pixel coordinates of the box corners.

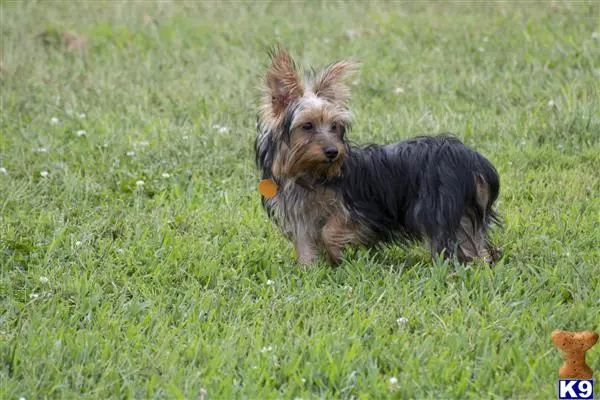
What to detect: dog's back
<box><xmin>334</xmin><ymin>135</ymin><xmax>500</xmax><ymax>261</ymax></box>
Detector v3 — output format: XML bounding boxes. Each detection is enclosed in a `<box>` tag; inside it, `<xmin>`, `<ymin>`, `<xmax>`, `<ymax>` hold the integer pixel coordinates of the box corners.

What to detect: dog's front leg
<box><xmin>321</xmin><ymin>218</ymin><xmax>357</xmax><ymax>265</ymax></box>
<box><xmin>294</xmin><ymin>234</ymin><xmax>318</xmax><ymax>265</ymax></box>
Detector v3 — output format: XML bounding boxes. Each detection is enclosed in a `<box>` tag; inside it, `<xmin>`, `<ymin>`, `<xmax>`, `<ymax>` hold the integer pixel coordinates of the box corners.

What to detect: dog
<box><xmin>255</xmin><ymin>47</ymin><xmax>501</xmax><ymax>265</ymax></box>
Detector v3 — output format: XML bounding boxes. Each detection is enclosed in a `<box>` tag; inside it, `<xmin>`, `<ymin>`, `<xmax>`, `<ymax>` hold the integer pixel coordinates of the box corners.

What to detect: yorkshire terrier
<box><xmin>255</xmin><ymin>47</ymin><xmax>501</xmax><ymax>265</ymax></box>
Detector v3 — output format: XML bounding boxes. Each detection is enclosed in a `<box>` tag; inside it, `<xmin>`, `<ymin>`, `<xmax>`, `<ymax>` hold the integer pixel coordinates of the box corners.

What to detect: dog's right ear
<box><xmin>265</xmin><ymin>46</ymin><xmax>303</xmax><ymax>119</ymax></box>
<box><xmin>313</xmin><ymin>60</ymin><xmax>358</xmax><ymax>106</ymax></box>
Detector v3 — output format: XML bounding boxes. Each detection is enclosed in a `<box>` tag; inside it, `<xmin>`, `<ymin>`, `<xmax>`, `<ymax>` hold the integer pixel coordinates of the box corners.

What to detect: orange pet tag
<box><xmin>258</xmin><ymin>179</ymin><xmax>278</xmax><ymax>199</ymax></box>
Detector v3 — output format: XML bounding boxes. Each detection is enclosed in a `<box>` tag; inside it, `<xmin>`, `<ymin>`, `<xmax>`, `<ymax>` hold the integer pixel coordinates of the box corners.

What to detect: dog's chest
<box><xmin>266</xmin><ymin>182</ymin><xmax>346</xmax><ymax>239</ymax></box>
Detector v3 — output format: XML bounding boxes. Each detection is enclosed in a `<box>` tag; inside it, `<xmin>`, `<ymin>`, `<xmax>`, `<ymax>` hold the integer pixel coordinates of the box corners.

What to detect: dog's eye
<box><xmin>331</xmin><ymin>122</ymin><xmax>337</xmax><ymax>131</ymax></box>
<box><xmin>302</xmin><ymin>122</ymin><xmax>313</xmax><ymax>131</ymax></box>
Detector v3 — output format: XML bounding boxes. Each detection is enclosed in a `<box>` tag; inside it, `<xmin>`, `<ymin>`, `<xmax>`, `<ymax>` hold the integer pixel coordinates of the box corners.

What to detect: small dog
<box><xmin>255</xmin><ymin>47</ymin><xmax>501</xmax><ymax>265</ymax></box>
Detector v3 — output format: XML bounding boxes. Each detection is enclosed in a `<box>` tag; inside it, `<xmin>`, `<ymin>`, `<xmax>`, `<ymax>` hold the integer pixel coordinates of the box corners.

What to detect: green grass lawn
<box><xmin>1</xmin><ymin>1</ymin><xmax>599</xmax><ymax>398</ymax></box>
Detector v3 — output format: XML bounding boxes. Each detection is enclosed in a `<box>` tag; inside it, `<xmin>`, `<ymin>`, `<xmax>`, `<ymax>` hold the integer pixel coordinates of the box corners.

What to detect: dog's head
<box><xmin>259</xmin><ymin>46</ymin><xmax>357</xmax><ymax>180</ymax></box>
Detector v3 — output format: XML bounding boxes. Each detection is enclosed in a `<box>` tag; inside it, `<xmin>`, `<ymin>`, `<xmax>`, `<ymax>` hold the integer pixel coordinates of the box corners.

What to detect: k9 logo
<box><xmin>558</xmin><ymin>380</ymin><xmax>594</xmax><ymax>400</ymax></box>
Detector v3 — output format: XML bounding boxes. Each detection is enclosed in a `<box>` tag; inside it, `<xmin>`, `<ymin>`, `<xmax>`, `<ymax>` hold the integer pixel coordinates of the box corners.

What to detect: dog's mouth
<box><xmin>284</xmin><ymin>148</ymin><xmax>344</xmax><ymax>183</ymax></box>
<box><xmin>317</xmin><ymin>158</ymin><xmax>342</xmax><ymax>171</ymax></box>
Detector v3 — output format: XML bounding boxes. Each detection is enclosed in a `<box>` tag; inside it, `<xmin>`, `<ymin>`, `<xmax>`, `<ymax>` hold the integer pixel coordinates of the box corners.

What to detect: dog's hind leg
<box><xmin>426</xmin><ymin>216</ymin><xmax>496</xmax><ymax>263</ymax></box>
<box><xmin>456</xmin><ymin>174</ymin><xmax>500</xmax><ymax>263</ymax></box>
<box><xmin>455</xmin><ymin>215</ymin><xmax>490</xmax><ymax>262</ymax></box>
<box><xmin>415</xmin><ymin>187</ymin><xmax>463</xmax><ymax>261</ymax></box>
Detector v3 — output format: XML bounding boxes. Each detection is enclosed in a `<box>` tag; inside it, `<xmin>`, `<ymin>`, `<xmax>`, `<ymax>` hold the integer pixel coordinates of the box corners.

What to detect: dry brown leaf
<box><xmin>61</xmin><ymin>31</ymin><xmax>88</xmax><ymax>53</ymax></box>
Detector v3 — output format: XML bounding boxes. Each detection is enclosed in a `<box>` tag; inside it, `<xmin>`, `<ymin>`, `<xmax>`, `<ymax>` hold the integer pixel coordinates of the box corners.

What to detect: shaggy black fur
<box><xmin>328</xmin><ymin>135</ymin><xmax>500</xmax><ymax>251</ymax></box>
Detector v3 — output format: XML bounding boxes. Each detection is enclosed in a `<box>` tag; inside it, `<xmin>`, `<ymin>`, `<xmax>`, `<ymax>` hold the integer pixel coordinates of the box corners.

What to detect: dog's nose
<box><xmin>323</xmin><ymin>147</ymin><xmax>339</xmax><ymax>160</ymax></box>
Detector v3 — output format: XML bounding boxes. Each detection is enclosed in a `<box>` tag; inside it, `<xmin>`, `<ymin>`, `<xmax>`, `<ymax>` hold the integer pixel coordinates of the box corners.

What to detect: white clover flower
<box><xmin>592</xmin><ymin>31</ymin><xmax>598</xmax><ymax>39</ymax></box>
<box><xmin>389</xmin><ymin>377</ymin><xmax>398</xmax><ymax>384</ymax></box>
<box><xmin>50</xmin><ymin>117</ymin><xmax>59</xmax><ymax>125</ymax></box>
<box><xmin>161</xmin><ymin>172</ymin><xmax>170</xmax><ymax>178</ymax></box>
<box><xmin>548</xmin><ymin>100</ymin><xmax>555</xmax><ymax>107</ymax></box>
<box><xmin>345</xmin><ymin>29</ymin><xmax>358</xmax><ymax>39</ymax></box>
<box><xmin>136</xmin><ymin>180</ymin><xmax>145</xmax><ymax>187</ymax></box>
<box><xmin>29</xmin><ymin>293</ymin><xmax>39</xmax><ymax>299</ymax></box>
<box><xmin>126</xmin><ymin>151</ymin><xmax>135</xmax><ymax>157</ymax></box>
<box><xmin>394</xmin><ymin>87</ymin><xmax>405</xmax><ymax>94</ymax></box>
<box><xmin>40</xmin><ymin>170</ymin><xmax>49</xmax><ymax>178</ymax></box>
<box><xmin>260</xmin><ymin>345</ymin><xmax>273</xmax><ymax>353</ymax></box>
<box><xmin>266</xmin><ymin>279</ymin><xmax>274</xmax><ymax>286</ymax></box>
<box><xmin>75</xmin><ymin>240</ymin><xmax>82</xmax><ymax>247</ymax></box>
<box><xmin>396</xmin><ymin>317</ymin><xmax>408</xmax><ymax>326</ymax></box>
<box><xmin>33</xmin><ymin>147</ymin><xmax>48</xmax><ymax>153</ymax></box>
<box><xmin>39</xmin><ymin>276</ymin><xmax>49</xmax><ymax>284</ymax></box>
<box><xmin>182</xmin><ymin>135</ymin><xmax>189</xmax><ymax>140</ymax></box>
<box><xmin>218</xmin><ymin>126</ymin><xmax>229</xmax><ymax>134</ymax></box>
<box><xmin>76</xmin><ymin>130</ymin><xmax>86</xmax><ymax>137</ymax></box>
<box><xmin>0</xmin><ymin>167</ymin><xmax>7</xmax><ymax>174</ymax></box>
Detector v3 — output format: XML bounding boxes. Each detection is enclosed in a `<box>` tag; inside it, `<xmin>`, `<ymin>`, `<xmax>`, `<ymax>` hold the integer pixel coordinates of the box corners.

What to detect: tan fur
<box><xmin>272</xmin><ymin>104</ymin><xmax>347</xmax><ymax>180</ymax></box>
<box><xmin>285</xmin><ymin>191</ymin><xmax>372</xmax><ymax>266</ymax></box>
<box><xmin>321</xmin><ymin>217</ymin><xmax>371</xmax><ymax>264</ymax></box>
<box><xmin>290</xmin><ymin>105</ymin><xmax>351</xmax><ymax>131</ymax></box>
<box><xmin>475</xmin><ymin>173</ymin><xmax>490</xmax><ymax>213</ymax></box>
<box><xmin>456</xmin><ymin>215</ymin><xmax>491</xmax><ymax>262</ymax></box>
<box><xmin>275</xmin><ymin>185</ymin><xmax>349</xmax><ymax>265</ymax></box>
<box><xmin>261</xmin><ymin>47</ymin><xmax>355</xmax><ymax>131</ymax></box>
<box><xmin>294</xmin><ymin>235</ymin><xmax>318</xmax><ymax>265</ymax></box>
<box><xmin>455</xmin><ymin>175</ymin><xmax>497</xmax><ymax>263</ymax></box>
<box><xmin>261</xmin><ymin>47</ymin><xmax>304</xmax><ymax>126</ymax></box>
<box><xmin>313</xmin><ymin>61</ymin><xmax>358</xmax><ymax>106</ymax></box>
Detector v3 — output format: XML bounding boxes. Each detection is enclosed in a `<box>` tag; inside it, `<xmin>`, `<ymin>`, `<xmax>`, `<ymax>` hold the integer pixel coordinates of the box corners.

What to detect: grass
<box><xmin>1</xmin><ymin>1</ymin><xmax>599</xmax><ymax>398</ymax></box>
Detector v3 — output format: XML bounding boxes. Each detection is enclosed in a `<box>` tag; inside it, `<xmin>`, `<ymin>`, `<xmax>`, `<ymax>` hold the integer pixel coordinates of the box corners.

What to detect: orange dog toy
<box><xmin>552</xmin><ymin>329</ymin><xmax>598</xmax><ymax>379</ymax></box>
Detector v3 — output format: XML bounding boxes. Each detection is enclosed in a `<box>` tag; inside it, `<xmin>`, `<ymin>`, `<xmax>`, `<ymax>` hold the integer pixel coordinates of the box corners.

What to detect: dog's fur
<box><xmin>255</xmin><ymin>47</ymin><xmax>501</xmax><ymax>265</ymax></box>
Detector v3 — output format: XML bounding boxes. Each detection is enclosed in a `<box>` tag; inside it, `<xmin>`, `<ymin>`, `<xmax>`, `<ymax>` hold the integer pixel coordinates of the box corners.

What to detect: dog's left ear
<box><xmin>313</xmin><ymin>60</ymin><xmax>358</xmax><ymax>105</ymax></box>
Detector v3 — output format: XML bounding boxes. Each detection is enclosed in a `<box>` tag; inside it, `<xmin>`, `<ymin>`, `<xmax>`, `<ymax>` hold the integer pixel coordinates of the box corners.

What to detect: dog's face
<box><xmin>281</xmin><ymin>96</ymin><xmax>349</xmax><ymax>179</ymax></box>
<box><xmin>260</xmin><ymin>47</ymin><xmax>356</xmax><ymax>180</ymax></box>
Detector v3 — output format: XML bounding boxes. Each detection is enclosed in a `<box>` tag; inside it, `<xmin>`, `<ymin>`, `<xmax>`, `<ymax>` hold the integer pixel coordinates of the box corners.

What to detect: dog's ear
<box><xmin>313</xmin><ymin>60</ymin><xmax>358</xmax><ymax>105</ymax></box>
<box><xmin>265</xmin><ymin>47</ymin><xmax>303</xmax><ymax>119</ymax></box>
